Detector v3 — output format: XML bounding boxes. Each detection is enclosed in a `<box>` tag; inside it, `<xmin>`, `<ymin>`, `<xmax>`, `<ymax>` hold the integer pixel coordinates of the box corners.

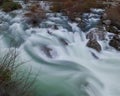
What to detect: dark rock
<box><xmin>86</xmin><ymin>28</ymin><xmax>106</xmax><ymax>40</ymax></box>
<box><xmin>111</xmin><ymin>21</ymin><xmax>120</xmax><ymax>30</ymax></box>
<box><xmin>109</xmin><ymin>35</ymin><xmax>120</xmax><ymax>51</ymax></box>
<box><xmin>87</xmin><ymin>39</ymin><xmax>102</xmax><ymax>52</ymax></box>
<box><xmin>53</xmin><ymin>25</ymin><xmax>58</xmax><ymax>29</ymax></box>
<box><xmin>91</xmin><ymin>52</ymin><xmax>99</xmax><ymax>59</ymax></box>
<box><xmin>106</xmin><ymin>25</ymin><xmax>120</xmax><ymax>34</ymax></box>
<box><xmin>59</xmin><ymin>38</ymin><xmax>68</xmax><ymax>45</ymax></box>
<box><xmin>40</xmin><ymin>46</ymin><xmax>53</xmax><ymax>58</ymax></box>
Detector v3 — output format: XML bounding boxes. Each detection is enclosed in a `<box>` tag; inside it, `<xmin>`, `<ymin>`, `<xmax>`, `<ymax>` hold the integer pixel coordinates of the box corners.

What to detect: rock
<box><xmin>109</xmin><ymin>35</ymin><xmax>120</xmax><ymax>51</ymax></box>
<box><xmin>101</xmin><ymin>13</ymin><xmax>108</xmax><ymax>20</ymax></box>
<box><xmin>53</xmin><ymin>24</ymin><xmax>58</xmax><ymax>29</ymax></box>
<box><xmin>86</xmin><ymin>28</ymin><xmax>106</xmax><ymax>40</ymax></box>
<box><xmin>59</xmin><ymin>38</ymin><xmax>68</xmax><ymax>45</ymax></box>
<box><xmin>106</xmin><ymin>25</ymin><xmax>120</xmax><ymax>34</ymax></box>
<box><xmin>103</xmin><ymin>20</ymin><xmax>111</xmax><ymax>26</ymax></box>
<box><xmin>87</xmin><ymin>39</ymin><xmax>102</xmax><ymax>52</ymax></box>
<box><xmin>40</xmin><ymin>46</ymin><xmax>53</xmax><ymax>58</ymax></box>
<box><xmin>74</xmin><ymin>17</ymin><xmax>81</xmax><ymax>23</ymax></box>
<box><xmin>91</xmin><ymin>52</ymin><xmax>99</xmax><ymax>59</ymax></box>
<box><xmin>111</xmin><ymin>21</ymin><xmax>120</xmax><ymax>30</ymax></box>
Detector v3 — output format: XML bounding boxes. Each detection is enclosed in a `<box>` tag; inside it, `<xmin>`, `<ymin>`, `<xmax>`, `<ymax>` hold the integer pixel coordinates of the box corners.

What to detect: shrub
<box><xmin>24</xmin><ymin>3</ymin><xmax>46</xmax><ymax>26</ymax></box>
<box><xmin>0</xmin><ymin>49</ymin><xmax>36</xmax><ymax>96</ymax></box>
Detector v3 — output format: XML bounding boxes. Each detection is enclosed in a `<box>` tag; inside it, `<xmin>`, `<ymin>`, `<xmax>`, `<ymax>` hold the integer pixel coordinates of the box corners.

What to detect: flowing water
<box><xmin>0</xmin><ymin>2</ymin><xmax>120</xmax><ymax>96</ymax></box>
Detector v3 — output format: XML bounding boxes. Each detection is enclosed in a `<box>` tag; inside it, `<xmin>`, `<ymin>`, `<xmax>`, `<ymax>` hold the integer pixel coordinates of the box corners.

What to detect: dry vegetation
<box><xmin>0</xmin><ymin>50</ymin><xmax>36</xmax><ymax>96</ymax></box>
<box><xmin>50</xmin><ymin>0</ymin><xmax>105</xmax><ymax>20</ymax></box>
<box><xmin>24</xmin><ymin>3</ymin><xmax>46</xmax><ymax>26</ymax></box>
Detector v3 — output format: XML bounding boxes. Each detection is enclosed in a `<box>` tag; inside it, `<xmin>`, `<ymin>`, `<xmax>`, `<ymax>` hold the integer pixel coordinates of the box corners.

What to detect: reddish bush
<box><xmin>50</xmin><ymin>0</ymin><xmax>104</xmax><ymax>20</ymax></box>
<box><xmin>24</xmin><ymin>3</ymin><xmax>46</xmax><ymax>26</ymax></box>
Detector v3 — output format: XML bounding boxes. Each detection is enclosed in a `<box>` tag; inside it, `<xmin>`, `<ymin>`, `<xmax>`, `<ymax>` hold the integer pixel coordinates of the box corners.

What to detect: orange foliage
<box><xmin>24</xmin><ymin>3</ymin><xmax>46</xmax><ymax>26</ymax></box>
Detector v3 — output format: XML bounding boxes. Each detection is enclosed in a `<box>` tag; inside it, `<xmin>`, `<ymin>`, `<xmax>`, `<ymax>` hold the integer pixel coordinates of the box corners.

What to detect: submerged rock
<box><xmin>109</xmin><ymin>35</ymin><xmax>120</xmax><ymax>51</ymax></box>
<box><xmin>53</xmin><ymin>24</ymin><xmax>58</xmax><ymax>30</ymax></box>
<box><xmin>40</xmin><ymin>46</ymin><xmax>53</xmax><ymax>58</ymax></box>
<box><xmin>91</xmin><ymin>52</ymin><xmax>99</xmax><ymax>59</ymax></box>
<box><xmin>87</xmin><ymin>39</ymin><xmax>101</xmax><ymax>52</ymax></box>
<box><xmin>59</xmin><ymin>38</ymin><xmax>68</xmax><ymax>45</ymax></box>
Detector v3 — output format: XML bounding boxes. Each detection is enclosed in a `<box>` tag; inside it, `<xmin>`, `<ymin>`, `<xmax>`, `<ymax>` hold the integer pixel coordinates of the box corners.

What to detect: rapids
<box><xmin>0</xmin><ymin>2</ymin><xmax>120</xmax><ymax>96</ymax></box>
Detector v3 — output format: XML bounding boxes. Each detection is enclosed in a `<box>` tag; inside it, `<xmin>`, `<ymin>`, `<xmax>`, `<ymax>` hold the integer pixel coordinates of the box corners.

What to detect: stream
<box><xmin>0</xmin><ymin>1</ymin><xmax>120</xmax><ymax>96</ymax></box>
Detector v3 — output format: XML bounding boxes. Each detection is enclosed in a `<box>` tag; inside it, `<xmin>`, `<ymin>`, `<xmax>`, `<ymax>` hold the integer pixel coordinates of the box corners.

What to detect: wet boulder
<box><xmin>102</xmin><ymin>20</ymin><xmax>111</xmax><ymax>26</ymax></box>
<box><xmin>86</xmin><ymin>28</ymin><xmax>106</xmax><ymax>40</ymax></box>
<box><xmin>53</xmin><ymin>24</ymin><xmax>59</xmax><ymax>30</ymax></box>
<box><xmin>101</xmin><ymin>13</ymin><xmax>108</xmax><ymax>20</ymax></box>
<box><xmin>111</xmin><ymin>21</ymin><xmax>120</xmax><ymax>30</ymax></box>
<box><xmin>40</xmin><ymin>46</ymin><xmax>53</xmax><ymax>58</ymax></box>
<box><xmin>109</xmin><ymin>35</ymin><xmax>120</xmax><ymax>51</ymax></box>
<box><xmin>100</xmin><ymin>6</ymin><xmax>120</xmax><ymax>35</ymax></box>
<box><xmin>106</xmin><ymin>25</ymin><xmax>120</xmax><ymax>34</ymax></box>
<box><xmin>87</xmin><ymin>39</ymin><xmax>102</xmax><ymax>52</ymax></box>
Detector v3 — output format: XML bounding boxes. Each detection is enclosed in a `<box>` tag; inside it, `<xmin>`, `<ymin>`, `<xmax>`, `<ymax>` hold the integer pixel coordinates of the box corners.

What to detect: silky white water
<box><xmin>0</xmin><ymin>4</ymin><xmax>120</xmax><ymax>96</ymax></box>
